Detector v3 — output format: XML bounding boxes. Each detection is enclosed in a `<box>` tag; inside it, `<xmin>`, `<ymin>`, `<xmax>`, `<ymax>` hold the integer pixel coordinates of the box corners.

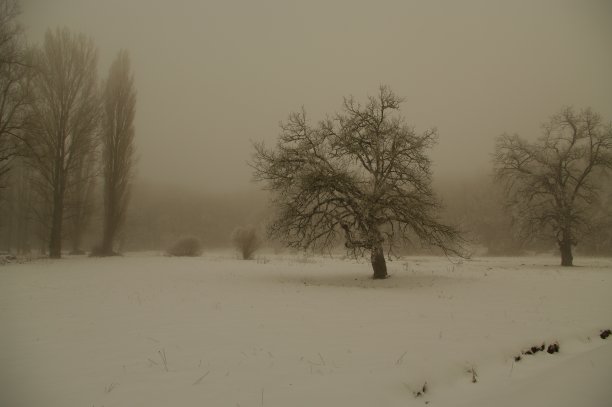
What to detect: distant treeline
<box><xmin>2</xmin><ymin>173</ymin><xmax>609</xmax><ymax>256</ymax></box>
<box><xmin>0</xmin><ymin>178</ymin><xmax>270</xmax><ymax>254</ymax></box>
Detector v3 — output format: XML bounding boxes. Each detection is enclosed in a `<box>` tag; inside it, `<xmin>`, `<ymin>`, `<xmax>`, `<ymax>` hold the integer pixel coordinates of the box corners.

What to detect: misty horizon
<box><xmin>18</xmin><ymin>0</ymin><xmax>612</xmax><ymax>194</ymax></box>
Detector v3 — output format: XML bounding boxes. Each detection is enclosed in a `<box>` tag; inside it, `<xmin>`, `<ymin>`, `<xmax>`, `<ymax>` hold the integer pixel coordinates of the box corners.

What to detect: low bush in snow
<box><xmin>231</xmin><ymin>226</ymin><xmax>261</xmax><ymax>260</ymax></box>
<box><xmin>166</xmin><ymin>237</ymin><xmax>203</xmax><ymax>257</ymax></box>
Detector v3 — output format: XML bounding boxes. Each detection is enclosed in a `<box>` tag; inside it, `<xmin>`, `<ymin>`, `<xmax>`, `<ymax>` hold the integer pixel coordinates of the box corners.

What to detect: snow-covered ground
<box><xmin>1</xmin><ymin>253</ymin><xmax>611</xmax><ymax>407</ymax></box>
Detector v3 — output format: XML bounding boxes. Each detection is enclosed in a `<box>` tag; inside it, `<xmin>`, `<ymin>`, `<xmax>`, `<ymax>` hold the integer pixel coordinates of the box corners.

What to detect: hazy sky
<box><xmin>20</xmin><ymin>0</ymin><xmax>612</xmax><ymax>193</ymax></box>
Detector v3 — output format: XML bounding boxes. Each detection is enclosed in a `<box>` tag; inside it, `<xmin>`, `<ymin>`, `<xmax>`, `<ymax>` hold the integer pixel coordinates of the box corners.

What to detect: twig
<box><xmin>411</xmin><ymin>381</ymin><xmax>428</xmax><ymax>398</ymax></box>
<box><xmin>192</xmin><ymin>371</ymin><xmax>210</xmax><ymax>385</ymax></box>
<box><xmin>395</xmin><ymin>351</ymin><xmax>407</xmax><ymax>365</ymax></box>
<box><xmin>104</xmin><ymin>382</ymin><xmax>118</xmax><ymax>393</ymax></box>
<box><xmin>468</xmin><ymin>366</ymin><xmax>478</xmax><ymax>383</ymax></box>
<box><xmin>159</xmin><ymin>348</ymin><xmax>168</xmax><ymax>372</ymax></box>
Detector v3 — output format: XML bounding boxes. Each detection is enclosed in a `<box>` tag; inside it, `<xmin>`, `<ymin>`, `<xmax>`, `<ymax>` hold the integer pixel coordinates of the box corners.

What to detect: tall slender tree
<box><xmin>65</xmin><ymin>144</ymin><xmax>97</xmax><ymax>254</ymax></box>
<box><xmin>98</xmin><ymin>49</ymin><xmax>135</xmax><ymax>255</ymax></box>
<box><xmin>26</xmin><ymin>28</ymin><xmax>99</xmax><ymax>258</ymax></box>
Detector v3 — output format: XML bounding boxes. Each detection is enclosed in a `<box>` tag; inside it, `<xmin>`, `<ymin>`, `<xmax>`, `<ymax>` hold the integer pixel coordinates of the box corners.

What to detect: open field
<box><xmin>1</xmin><ymin>253</ymin><xmax>611</xmax><ymax>406</ymax></box>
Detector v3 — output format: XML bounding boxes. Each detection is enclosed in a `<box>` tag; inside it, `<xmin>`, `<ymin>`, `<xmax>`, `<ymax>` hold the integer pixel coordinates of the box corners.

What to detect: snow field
<box><xmin>0</xmin><ymin>253</ymin><xmax>611</xmax><ymax>406</ymax></box>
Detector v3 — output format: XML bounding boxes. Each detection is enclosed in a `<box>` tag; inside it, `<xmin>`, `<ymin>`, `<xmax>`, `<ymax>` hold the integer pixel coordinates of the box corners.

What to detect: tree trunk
<box><xmin>49</xmin><ymin>194</ymin><xmax>63</xmax><ymax>258</ymax></box>
<box><xmin>559</xmin><ymin>239</ymin><xmax>573</xmax><ymax>267</ymax></box>
<box><xmin>70</xmin><ymin>225</ymin><xmax>84</xmax><ymax>255</ymax></box>
<box><xmin>371</xmin><ymin>244</ymin><xmax>388</xmax><ymax>279</ymax></box>
<box><xmin>100</xmin><ymin>228</ymin><xmax>114</xmax><ymax>255</ymax></box>
<box><xmin>100</xmin><ymin>208</ymin><xmax>117</xmax><ymax>256</ymax></box>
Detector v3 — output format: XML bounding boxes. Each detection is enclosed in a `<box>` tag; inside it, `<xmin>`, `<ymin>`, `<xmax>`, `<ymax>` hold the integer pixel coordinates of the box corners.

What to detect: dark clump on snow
<box><xmin>547</xmin><ymin>342</ymin><xmax>560</xmax><ymax>354</ymax></box>
<box><xmin>600</xmin><ymin>329</ymin><xmax>611</xmax><ymax>339</ymax></box>
<box><xmin>516</xmin><ymin>341</ymin><xmax>559</xmax><ymax>361</ymax></box>
<box><xmin>523</xmin><ymin>343</ymin><xmax>546</xmax><ymax>355</ymax></box>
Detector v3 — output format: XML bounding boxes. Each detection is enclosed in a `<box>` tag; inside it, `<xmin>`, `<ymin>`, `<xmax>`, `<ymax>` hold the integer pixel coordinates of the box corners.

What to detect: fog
<box><xmin>2</xmin><ymin>0</ymin><xmax>611</xmax><ymax>255</ymax></box>
<box><xmin>20</xmin><ymin>0</ymin><xmax>612</xmax><ymax>193</ymax></box>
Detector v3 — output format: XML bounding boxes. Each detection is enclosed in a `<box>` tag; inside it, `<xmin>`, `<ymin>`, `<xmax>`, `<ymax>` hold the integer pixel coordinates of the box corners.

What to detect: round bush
<box><xmin>166</xmin><ymin>237</ymin><xmax>203</xmax><ymax>257</ymax></box>
<box><xmin>231</xmin><ymin>226</ymin><xmax>261</xmax><ymax>260</ymax></box>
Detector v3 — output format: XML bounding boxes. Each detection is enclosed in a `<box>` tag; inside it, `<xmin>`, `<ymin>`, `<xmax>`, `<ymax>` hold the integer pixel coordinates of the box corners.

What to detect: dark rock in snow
<box><xmin>600</xmin><ymin>329</ymin><xmax>611</xmax><ymax>339</ymax></box>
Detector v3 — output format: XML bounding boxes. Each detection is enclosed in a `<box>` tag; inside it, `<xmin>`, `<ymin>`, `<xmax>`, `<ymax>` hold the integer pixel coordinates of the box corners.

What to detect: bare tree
<box><xmin>0</xmin><ymin>0</ymin><xmax>30</xmax><ymax>191</ymax></box>
<box><xmin>494</xmin><ymin>107</ymin><xmax>612</xmax><ymax>266</ymax></box>
<box><xmin>0</xmin><ymin>156</ymin><xmax>35</xmax><ymax>253</ymax></box>
<box><xmin>253</xmin><ymin>86</ymin><xmax>463</xmax><ymax>279</ymax></box>
<box><xmin>25</xmin><ymin>28</ymin><xmax>99</xmax><ymax>258</ymax></box>
<box><xmin>65</xmin><ymin>145</ymin><xmax>97</xmax><ymax>254</ymax></box>
<box><xmin>97</xmin><ymin>49</ymin><xmax>136</xmax><ymax>256</ymax></box>
<box><xmin>232</xmin><ymin>225</ymin><xmax>261</xmax><ymax>260</ymax></box>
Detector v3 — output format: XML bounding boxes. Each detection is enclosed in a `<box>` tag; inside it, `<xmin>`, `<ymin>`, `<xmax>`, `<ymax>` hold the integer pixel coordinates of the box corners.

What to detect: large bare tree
<box><xmin>25</xmin><ymin>28</ymin><xmax>99</xmax><ymax>258</ymax></box>
<box><xmin>97</xmin><ymin>49</ymin><xmax>135</xmax><ymax>256</ymax></box>
<box><xmin>494</xmin><ymin>107</ymin><xmax>612</xmax><ymax>266</ymax></box>
<box><xmin>253</xmin><ymin>86</ymin><xmax>462</xmax><ymax>279</ymax></box>
<box><xmin>0</xmin><ymin>0</ymin><xmax>30</xmax><ymax>191</ymax></box>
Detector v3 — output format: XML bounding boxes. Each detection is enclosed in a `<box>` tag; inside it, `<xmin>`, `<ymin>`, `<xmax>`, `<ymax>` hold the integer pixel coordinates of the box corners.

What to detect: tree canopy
<box><xmin>253</xmin><ymin>86</ymin><xmax>463</xmax><ymax>278</ymax></box>
<box><xmin>494</xmin><ymin>107</ymin><xmax>612</xmax><ymax>266</ymax></box>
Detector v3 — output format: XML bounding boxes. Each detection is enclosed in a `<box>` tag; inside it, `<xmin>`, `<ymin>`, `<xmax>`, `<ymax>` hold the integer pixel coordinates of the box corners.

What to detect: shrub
<box><xmin>166</xmin><ymin>236</ymin><xmax>203</xmax><ymax>257</ymax></box>
<box><xmin>89</xmin><ymin>245</ymin><xmax>121</xmax><ymax>257</ymax></box>
<box><xmin>231</xmin><ymin>226</ymin><xmax>261</xmax><ymax>260</ymax></box>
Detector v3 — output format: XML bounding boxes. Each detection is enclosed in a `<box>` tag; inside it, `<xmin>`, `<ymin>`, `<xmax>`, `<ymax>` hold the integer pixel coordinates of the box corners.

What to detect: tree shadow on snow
<box><xmin>270</xmin><ymin>270</ymin><xmax>474</xmax><ymax>290</ymax></box>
